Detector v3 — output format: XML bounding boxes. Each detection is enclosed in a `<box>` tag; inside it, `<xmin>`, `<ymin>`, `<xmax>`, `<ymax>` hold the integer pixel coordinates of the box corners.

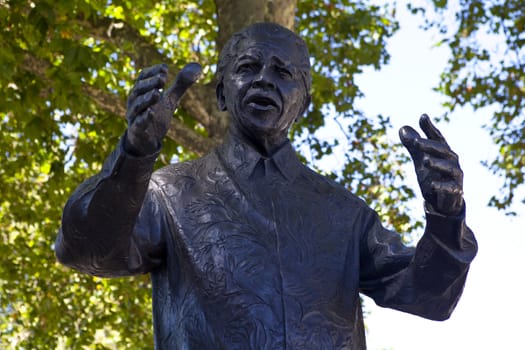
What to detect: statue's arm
<box><xmin>358</xmin><ymin>206</ymin><xmax>477</xmax><ymax>320</ymax></box>
<box><xmin>358</xmin><ymin>115</ymin><xmax>477</xmax><ymax>320</ymax></box>
<box><xmin>55</xmin><ymin>139</ymin><xmax>166</xmax><ymax>276</ymax></box>
<box><xmin>55</xmin><ymin>63</ymin><xmax>201</xmax><ymax>277</ymax></box>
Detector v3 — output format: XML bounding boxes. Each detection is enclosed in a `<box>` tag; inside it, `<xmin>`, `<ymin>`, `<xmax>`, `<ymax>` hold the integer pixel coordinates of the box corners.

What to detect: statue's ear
<box><xmin>296</xmin><ymin>93</ymin><xmax>311</xmax><ymax>122</ymax></box>
<box><xmin>216</xmin><ymin>81</ymin><xmax>227</xmax><ymax>111</ymax></box>
<box><xmin>303</xmin><ymin>93</ymin><xmax>311</xmax><ymax>115</ymax></box>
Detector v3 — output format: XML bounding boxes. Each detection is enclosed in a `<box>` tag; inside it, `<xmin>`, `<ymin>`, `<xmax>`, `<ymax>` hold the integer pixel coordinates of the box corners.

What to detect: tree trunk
<box><xmin>215</xmin><ymin>0</ymin><xmax>297</xmax><ymax>52</ymax></box>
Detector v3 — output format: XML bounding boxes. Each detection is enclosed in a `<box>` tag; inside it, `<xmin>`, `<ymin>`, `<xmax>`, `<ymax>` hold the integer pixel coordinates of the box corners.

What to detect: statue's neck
<box><xmin>229</xmin><ymin>124</ymin><xmax>287</xmax><ymax>157</ymax></box>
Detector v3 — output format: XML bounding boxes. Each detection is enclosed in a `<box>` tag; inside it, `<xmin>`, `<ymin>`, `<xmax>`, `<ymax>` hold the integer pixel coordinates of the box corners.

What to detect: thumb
<box><xmin>162</xmin><ymin>62</ymin><xmax>202</xmax><ymax>112</ymax></box>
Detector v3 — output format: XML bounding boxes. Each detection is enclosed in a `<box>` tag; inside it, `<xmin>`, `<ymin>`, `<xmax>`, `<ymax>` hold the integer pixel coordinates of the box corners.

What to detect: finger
<box><xmin>128</xmin><ymin>89</ymin><xmax>161</xmax><ymax>123</ymax></box>
<box><xmin>137</xmin><ymin>63</ymin><xmax>168</xmax><ymax>81</ymax></box>
<box><xmin>162</xmin><ymin>62</ymin><xmax>202</xmax><ymax>111</ymax></box>
<box><xmin>423</xmin><ymin>156</ymin><xmax>463</xmax><ymax>180</ymax></box>
<box><xmin>128</xmin><ymin>75</ymin><xmax>168</xmax><ymax>107</ymax></box>
<box><xmin>133</xmin><ymin>108</ymin><xmax>154</xmax><ymax>130</ymax></box>
<box><xmin>399</xmin><ymin>125</ymin><xmax>421</xmax><ymax>155</ymax></box>
<box><xmin>431</xmin><ymin>180</ymin><xmax>462</xmax><ymax>193</ymax></box>
<box><xmin>419</xmin><ymin>114</ymin><xmax>449</xmax><ymax>146</ymax></box>
<box><xmin>431</xmin><ymin>181</ymin><xmax>464</xmax><ymax>215</ymax></box>
<box><xmin>415</xmin><ymin>138</ymin><xmax>458</xmax><ymax>160</ymax></box>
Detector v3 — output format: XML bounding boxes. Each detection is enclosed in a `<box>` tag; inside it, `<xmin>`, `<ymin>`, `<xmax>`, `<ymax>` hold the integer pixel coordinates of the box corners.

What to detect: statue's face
<box><xmin>219</xmin><ymin>37</ymin><xmax>309</xmax><ymax>141</ymax></box>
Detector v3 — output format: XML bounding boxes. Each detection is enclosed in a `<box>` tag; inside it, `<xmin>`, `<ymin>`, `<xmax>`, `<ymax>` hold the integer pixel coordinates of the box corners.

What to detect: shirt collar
<box><xmin>217</xmin><ymin>131</ymin><xmax>302</xmax><ymax>182</ymax></box>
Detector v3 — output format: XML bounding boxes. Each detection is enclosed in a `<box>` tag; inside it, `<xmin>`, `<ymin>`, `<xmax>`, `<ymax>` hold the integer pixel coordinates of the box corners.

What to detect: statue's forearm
<box><xmin>56</xmin><ymin>135</ymin><xmax>159</xmax><ymax>275</ymax></box>
<box><xmin>360</xmin><ymin>206</ymin><xmax>477</xmax><ymax>320</ymax></box>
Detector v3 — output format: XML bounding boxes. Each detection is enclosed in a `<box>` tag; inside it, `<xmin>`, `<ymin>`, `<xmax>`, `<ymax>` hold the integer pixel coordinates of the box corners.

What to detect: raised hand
<box><xmin>125</xmin><ymin>62</ymin><xmax>202</xmax><ymax>156</ymax></box>
<box><xmin>399</xmin><ymin>114</ymin><xmax>464</xmax><ymax>216</ymax></box>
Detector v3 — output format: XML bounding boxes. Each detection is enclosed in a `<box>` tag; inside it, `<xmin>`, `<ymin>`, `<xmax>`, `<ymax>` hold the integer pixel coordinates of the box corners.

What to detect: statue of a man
<box><xmin>56</xmin><ymin>23</ymin><xmax>477</xmax><ymax>349</ymax></box>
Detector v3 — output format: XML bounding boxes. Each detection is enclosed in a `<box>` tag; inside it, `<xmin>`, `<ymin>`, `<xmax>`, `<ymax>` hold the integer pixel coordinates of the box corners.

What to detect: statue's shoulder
<box><xmin>150</xmin><ymin>150</ymin><xmax>219</xmax><ymax>185</ymax></box>
<box><xmin>301</xmin><ymin>166</ymin><xmax>368</xmax><ymax>209</ymax></box>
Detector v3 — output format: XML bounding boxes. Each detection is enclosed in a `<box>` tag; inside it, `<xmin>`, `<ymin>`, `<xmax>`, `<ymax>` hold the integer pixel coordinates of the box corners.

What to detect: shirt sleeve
<box><xmin>55</xmin><ymin>134</ymin><xmax>168</xmax><ymax>277</ymax></box>
<box><xmin>358</xmin><ymin>203</ymin><xmax>478</xmax><ymax>320</ymax></box>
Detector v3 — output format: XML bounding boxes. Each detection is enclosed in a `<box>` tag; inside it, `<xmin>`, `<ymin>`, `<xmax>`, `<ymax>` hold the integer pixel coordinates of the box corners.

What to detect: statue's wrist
<box><xmin>424</xmin><ymin>200</ymin><xmax>465</xmax><ymax>217</ymax></box>
<box><xmin>124</xmin><ymin>131</ymin><xmax>160</xmax><ymax>157</ymax></box>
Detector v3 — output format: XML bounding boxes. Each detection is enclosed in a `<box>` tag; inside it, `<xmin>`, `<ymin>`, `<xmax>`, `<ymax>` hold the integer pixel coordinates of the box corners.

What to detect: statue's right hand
<box><xmin>125</xmin><ymin>62</ymin><xmax>202</xmax><ymax>156</ymax></box>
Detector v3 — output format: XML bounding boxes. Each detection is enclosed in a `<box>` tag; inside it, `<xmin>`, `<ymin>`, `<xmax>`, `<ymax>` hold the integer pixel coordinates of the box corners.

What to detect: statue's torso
<box><xmin>149</xmin><ymin>150</ymin><xmax>368</xmax><ymax>350</ymax></box>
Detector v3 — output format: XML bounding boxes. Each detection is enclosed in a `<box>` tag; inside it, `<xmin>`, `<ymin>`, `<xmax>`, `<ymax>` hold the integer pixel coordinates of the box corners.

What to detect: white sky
<box><xmin>349</xmin><ymin>3</ymin><xmax>525</xmax><ymax>350</ymax></box>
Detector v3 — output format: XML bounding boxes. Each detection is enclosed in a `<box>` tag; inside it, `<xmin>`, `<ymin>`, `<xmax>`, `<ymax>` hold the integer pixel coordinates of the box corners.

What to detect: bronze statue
<box><xmin>56</xmin><ymin>23</ymin><xmax>477</xmax><ymax>349</ymax></box>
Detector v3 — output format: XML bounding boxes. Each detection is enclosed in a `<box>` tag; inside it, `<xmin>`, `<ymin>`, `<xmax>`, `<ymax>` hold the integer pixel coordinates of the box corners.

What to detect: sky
<box><xmin>346</xmin><ymin>3</ymin><xmax>525</xmax><ymax>350</ymax></box>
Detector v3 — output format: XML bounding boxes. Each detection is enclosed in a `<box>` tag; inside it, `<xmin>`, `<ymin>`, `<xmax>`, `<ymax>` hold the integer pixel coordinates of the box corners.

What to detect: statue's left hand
<box><xmin>399</xmin><ymin>114</ymin><xmax>464</xmax><ymax>216</ymax></box>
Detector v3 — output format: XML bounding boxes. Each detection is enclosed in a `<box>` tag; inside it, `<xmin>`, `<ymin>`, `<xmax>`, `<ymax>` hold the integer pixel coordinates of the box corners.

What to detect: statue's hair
<box><xmin>216</xmin><ymin>22</ymin><xmax>311</xmax><ymax>93</ymax></box>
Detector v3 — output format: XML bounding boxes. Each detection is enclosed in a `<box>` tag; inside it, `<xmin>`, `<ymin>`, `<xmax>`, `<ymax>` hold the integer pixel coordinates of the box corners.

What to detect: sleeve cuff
<box><xmin>423</xmin><ymin>201</ymin><xmax>476</xmax><ymax>251</ymax></box>
<box><xmin>100</xmin><ymin>133</ymin><xmax>161</xmax><ymax>184</ymax></box>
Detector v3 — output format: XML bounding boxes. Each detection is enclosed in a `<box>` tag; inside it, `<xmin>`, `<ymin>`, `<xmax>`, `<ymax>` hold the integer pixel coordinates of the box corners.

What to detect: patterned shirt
<box><xmin>57</xmin><ymin>132</ymin><xmax>477</xmax><ymax>349</ymax></box>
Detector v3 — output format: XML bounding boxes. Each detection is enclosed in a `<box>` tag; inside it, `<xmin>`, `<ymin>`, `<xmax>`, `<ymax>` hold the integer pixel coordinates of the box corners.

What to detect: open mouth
<box><xmin>245</xmin><ymin>95</ymin><xmax>280</xmax><ymax>111</ymax></box>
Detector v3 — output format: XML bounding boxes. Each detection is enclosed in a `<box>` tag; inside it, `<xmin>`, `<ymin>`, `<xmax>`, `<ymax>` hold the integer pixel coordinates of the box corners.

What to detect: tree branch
<box><xmin>180</xmin><ymin>82</ymin><xmax>230</xmax><ymax>140</ymax></box>
<box><xmin>22</xmin><ymin>54</ymin><xmax>215</xmax><ymax>156</ymax></box>
<box><xmin>83</xmin><ymin>16</ymin><xmax>220</xmax><ymax>134</ymax></box>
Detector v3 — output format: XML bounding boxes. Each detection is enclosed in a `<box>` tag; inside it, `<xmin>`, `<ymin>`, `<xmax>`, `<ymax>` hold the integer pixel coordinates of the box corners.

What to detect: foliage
<box><xmin>410</xmin><ymin>0</ymin><xmax>525</xmax><ymax>213</ymax></box>
<box><xmin>295</xmin><ymin>1</ymin><xmax>416</xmax><ymax>231</ymax></box>
<box><xmin>0</xmin><ymin>0</ymin><xmax>417</xmax><ymax>348</ymax></box>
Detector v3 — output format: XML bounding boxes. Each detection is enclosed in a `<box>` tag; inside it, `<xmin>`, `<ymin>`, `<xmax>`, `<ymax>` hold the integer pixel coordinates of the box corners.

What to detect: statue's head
<box><xmin>216</xmin><ymin>23</ymin><xmax>312</xmax><ymax>145</ymax></box>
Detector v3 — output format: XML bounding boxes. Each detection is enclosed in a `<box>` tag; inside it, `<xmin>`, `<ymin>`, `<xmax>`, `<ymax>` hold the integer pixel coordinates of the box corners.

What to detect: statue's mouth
<box><xmin>245</xmin><ymin>94</ymin><xmax>280</xmax><ymax>112</ymax></box>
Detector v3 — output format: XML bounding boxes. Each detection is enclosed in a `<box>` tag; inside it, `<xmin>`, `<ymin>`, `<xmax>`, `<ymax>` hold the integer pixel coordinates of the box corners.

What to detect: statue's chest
<box><xmin>161</xmin><ymin>165</ymin><xmax>351</xmax><ymax>312</ymax></box>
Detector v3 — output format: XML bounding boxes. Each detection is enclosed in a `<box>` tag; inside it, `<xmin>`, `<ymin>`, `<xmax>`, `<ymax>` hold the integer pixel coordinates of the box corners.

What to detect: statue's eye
<box><xmin>237</xmin><ymin>63</ymin><xmax>258</xmax><ymax>74</ymax></box>
<box><xmin>277</xmin><ymin>67</ymin><xmax>292</xmax><ymax>79</ymax></box>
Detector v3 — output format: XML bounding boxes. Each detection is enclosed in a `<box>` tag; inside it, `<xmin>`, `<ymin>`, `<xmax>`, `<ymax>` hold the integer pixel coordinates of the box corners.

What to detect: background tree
<box><xmin>0</xmin><ymin>0</ymin><xmax>417</xmax><ymax>348</ymax></box>
<box><xmin>411</xmin><ymin>0</ymin><xmax>525</xmax><ymax>214</ymax></box>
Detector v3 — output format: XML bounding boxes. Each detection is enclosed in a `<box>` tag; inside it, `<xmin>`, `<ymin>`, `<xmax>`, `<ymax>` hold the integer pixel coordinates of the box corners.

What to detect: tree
<box><xmin>411</xmin><ymin>0</ymin><xmax>525</xmax><ymax>213</ymax></box>
<box><xmin>0</xmin><ymin>0</ymin><xmax>415</xmax><ymax>348</ymax></box>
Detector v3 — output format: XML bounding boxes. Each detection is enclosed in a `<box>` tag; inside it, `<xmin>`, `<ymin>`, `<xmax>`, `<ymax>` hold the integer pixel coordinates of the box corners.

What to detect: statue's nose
<box><xmin>252</xmin><ymin>66</ymin><xmax>276</xmax><ymax>90</ymax></box>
